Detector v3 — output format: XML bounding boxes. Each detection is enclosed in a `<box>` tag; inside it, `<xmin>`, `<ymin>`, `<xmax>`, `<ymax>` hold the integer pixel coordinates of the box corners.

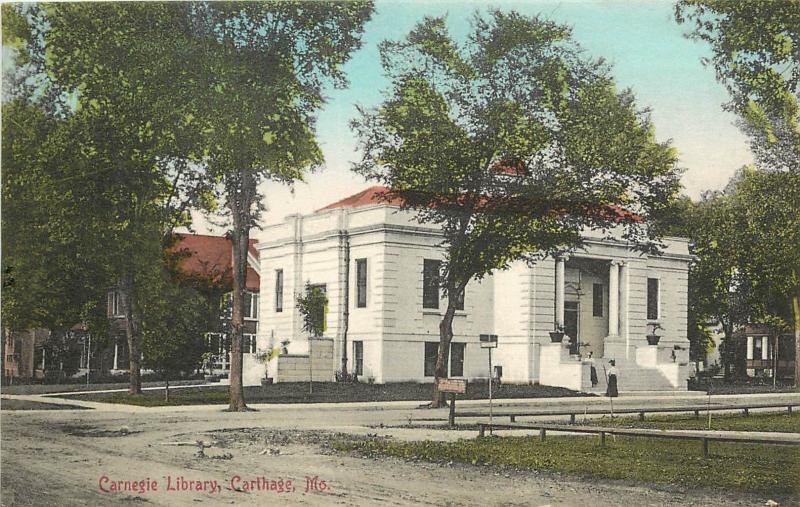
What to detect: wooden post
<box><xmin>702</xmin><ymin>437</ymin><xmax>709</xmax><ymax>458</ymax></box>
<box><xmin>478</xmin><ymin>425</ymin><xmax>485</xmax><ymax>438</ymax></box>
<box><xmin>570</xmin><ymin>413</ymin><xmax>576</xmax><ymax>425</ymax></box>
<box><xmin>638</xmin><ymin>412</ymin><xmax>645</xmax><ymax>421</ymax></box>
<box><xmin>743</xmin><ymin>408</ymin><xmax>749</xmax><ymax>416</ymax></box>
<box><xmin>788</xmin><ymin>405</ymin><xmax>793</xmax><ymax>414</ymax></box>
<box><xmin>510</xmin><ymin>415</ymin><xmax>516</xmax><ymax>422</ymax></box>
<box><xmin>694</xmin><ymin>410</ymin><xmax>700</xmax><ymax>419</ymax></box>
<box><xmin>599</xmin><ymin>431</ymin><xmax>606</xmax><ymax>447</ymax></box>
<box><xmin>540</xmin><ymin>428</ymin><xmax>546</xmax><ymax>441</ymax></box>
<box><xmin>448</xmin><ymin>393</ymin><xmax>456</xmax><ymax>428</ymax></box>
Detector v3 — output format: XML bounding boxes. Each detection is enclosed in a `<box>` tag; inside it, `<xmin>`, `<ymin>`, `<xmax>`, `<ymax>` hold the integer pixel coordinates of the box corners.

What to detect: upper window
<box><xmin>592</xmin><ymin>283</ymin><xmax>603</xmax><ymax>317</ymax></box>
<box><xmin>646</xmin><ymin>278</ymin><xmax>660</xmax><ymax>320</ymax></box>
<box><xmin>108</xmin><ymin>290</ymin><xmax>123</xmax><ymax>317</ymax></box>
<box><xmin>423</xmin><ymin>259</ymin><xmax>441</xmax><ymax>309</ymax></box>
<box><xmin>275</xmin><ymin>269</ymin><xmax>283</xmax><ymax>313</ymax></box>
<box><xmin>453</xmin><ymin>287</ymin><xmax>465</xmax><ymax>311</ymax></box>
<box><xmin>356</xmin><ymin>258</ymin><xmax>367</xmax><ymax>308</ymax></box>
<box><xmin>246</xmin><ymin>292</ymin><xmax>259</xmax><ymax>320</ymax></box>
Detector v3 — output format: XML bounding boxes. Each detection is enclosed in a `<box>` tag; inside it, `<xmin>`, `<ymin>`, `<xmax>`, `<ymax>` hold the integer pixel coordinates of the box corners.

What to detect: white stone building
<box><xmin>253</xmin><ymin>186</ymin><xmax>694</xmax><ymax>392</ymax></box>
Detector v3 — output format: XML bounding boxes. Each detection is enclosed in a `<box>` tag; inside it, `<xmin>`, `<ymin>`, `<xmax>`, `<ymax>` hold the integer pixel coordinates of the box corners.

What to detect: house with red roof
<box><xmin>254</xmin><ymin>186</ymin><xmax>695</xmax><ymax>392</ymax></box>
<box><xmin>7</xmin><ymin>234</ymin><xmax>262</xmax><ymax>383</ymax></box>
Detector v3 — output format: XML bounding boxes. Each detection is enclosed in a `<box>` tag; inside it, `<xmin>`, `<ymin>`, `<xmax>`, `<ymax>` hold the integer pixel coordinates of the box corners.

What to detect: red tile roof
<box><xmin>317</xmin><ymin>186</ymin><xmax>402</xmax><ymax>211</ymax></box>
<box><xmin>318</xmin><ymin>186</ymin><xmax>642</xmax><ymax>223</ymax></box>
<box><xmin>169</xmin><ymin>234</ymin><xmax>259</xmax><ymax>291</ymax></box>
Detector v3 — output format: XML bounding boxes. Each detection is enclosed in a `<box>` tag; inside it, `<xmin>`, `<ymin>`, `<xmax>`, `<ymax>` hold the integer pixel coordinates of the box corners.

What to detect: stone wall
<box><xmin>274</xmin><ymin>337</ymin><xmax>335</xmax><ymax>383</ymax></box>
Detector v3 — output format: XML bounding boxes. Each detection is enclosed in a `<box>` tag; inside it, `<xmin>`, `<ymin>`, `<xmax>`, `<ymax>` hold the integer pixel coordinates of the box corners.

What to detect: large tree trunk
<box><xmin>122</xmin><ymin>275</ymin><xmax>142</xmax><ymax>395</ymax></box>
<box><xmin>431</xmin><ymin>280</ymin><xmax>464</xmax><ymax>408</ymax></box>
<box><xmin>227</xmin><ymin>173</ymin><xmax>250</xmax><ymax>412</ymax></box>
<box><xmin>793</xmin><ymin>278</ymin><xmax>799</xmax><ymax>390</ymax></box>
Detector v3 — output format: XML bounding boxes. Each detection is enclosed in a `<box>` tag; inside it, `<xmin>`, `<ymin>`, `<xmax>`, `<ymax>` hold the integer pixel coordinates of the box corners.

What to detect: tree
<box><xmin>353</xmin><ymin>11</ymin><xmax>681</xmax><ymax>406</ymax></box>
<box><xmin>677</xmin><ymin>1</ymin><xmax>800</xmax><ymax>386</ymax></box>
<box><xmin>1</xmin><ymin>100</ymin><xmax>113</xmax><ymax>375</ymax></box>
<box><xmin>296</xmin><ymin>283</ymin><xmax>329</xmax><ymax>395</ymax></box>
<box><xmin>139</xmin><ymin>260</ymin><xmax>210</xmax><ymax>403</ymax></box>
<box><xmin>187</xmin><ymin>2</ymin><xmax>373</xmax><ymax>410</ymax></box>
<box><xmin>6</xmin><ymin>3</ymin><xmax>217</xmax><ymax>394</ymax></box>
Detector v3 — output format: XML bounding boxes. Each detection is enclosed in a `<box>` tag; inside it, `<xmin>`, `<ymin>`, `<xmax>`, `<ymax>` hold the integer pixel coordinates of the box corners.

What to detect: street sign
<box><xmin>436</xmin><ymin>377</ymin><xmax>467</xmax><ymax>394</ymax></box>
<box><xmin>480</xmin><ymin>334</ymin><xmax>498</xmax><ymax>348</ymax></box>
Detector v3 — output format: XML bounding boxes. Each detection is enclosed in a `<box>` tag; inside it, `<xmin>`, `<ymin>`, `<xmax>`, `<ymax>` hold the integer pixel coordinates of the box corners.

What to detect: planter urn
<box><xmin>549</xmin><ymin>331</ymin><xmax>565</xmax><ymax>343</ymax></box>
<box><xmin>646</xmin><ymin>334</ymin><xmax>661</xmax><ymax>346</ymax></box>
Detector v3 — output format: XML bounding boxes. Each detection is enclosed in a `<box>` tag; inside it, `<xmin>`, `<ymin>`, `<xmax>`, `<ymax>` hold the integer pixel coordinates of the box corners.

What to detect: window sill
<box><xmin>422</xmin><ymin>310</ymin><xmax>467</xmax><ymax>316</ymax></box>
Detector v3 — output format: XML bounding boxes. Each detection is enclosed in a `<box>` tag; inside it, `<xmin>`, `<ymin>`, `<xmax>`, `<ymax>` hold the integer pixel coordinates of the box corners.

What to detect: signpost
<box><xmin>480</xmin><ymin>334</ymin><xmax>498</xmax><ymax>435</ymax></box>
<box><xmin>437</xmin><ymin>378</ymin><xmax>467</xmax><ymax>427</ymax></box>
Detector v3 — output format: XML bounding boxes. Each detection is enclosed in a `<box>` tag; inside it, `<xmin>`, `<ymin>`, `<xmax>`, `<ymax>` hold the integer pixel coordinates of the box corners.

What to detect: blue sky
<box><xmin>249</xmin><ymin>0</ymin><xmax>752</xmax><ymax>233</ymax></box>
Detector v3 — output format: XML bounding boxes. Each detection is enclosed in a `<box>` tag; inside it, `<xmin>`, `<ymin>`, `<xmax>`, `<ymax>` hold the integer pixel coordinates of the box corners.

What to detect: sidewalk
<box><xmin>2</xmin><ymin>390</ymin><xmax>798</xmax><ymax>414</ymax></box>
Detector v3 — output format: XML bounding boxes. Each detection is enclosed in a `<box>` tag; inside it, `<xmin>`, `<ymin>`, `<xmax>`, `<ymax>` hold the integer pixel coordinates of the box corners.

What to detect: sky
<box><xmin>234</xmin><ymin>0</ymin><xmax>752</xmax><ymax>238</ymax></box>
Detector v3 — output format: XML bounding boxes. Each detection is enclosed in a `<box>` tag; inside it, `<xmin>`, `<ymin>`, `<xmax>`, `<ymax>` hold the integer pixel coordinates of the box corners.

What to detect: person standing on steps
<box><xmin>588</xmin><ymin>351</ymin><xmax>598</xmax><ymax>388</ymax></box>
<box><xmin>606</xmin><ymin>359</ymin><xmax>619</xmax><ymax>398</ymax></box>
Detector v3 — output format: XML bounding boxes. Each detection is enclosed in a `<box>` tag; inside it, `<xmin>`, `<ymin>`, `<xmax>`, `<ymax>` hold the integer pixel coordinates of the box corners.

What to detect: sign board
<box><xmin>480</xmin><ymin>334</ymin><xmax>498</xmax><ymax>348</ymax></box>
<box><xmin>436</xmin><ymin>377</ymin><xmax>467</xmax><ymax>394</ymax></box>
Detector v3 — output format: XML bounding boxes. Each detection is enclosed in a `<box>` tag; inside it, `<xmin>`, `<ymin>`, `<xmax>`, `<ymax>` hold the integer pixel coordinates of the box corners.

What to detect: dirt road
<box><xmin>1</xmin><ymin>399</ymin><xmax>784</xmax><ymax>507</ymax></box>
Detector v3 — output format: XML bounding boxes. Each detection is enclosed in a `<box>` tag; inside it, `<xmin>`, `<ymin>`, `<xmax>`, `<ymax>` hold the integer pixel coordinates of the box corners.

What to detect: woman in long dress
<box><xmin>606</xmin><ymin>359</ymin><xmax>618</xmax><ymax>397</ymax></box>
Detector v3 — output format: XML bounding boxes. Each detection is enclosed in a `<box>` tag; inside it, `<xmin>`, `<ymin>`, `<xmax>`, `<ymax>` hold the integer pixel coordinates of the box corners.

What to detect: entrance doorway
<box><xmin>565</xmin><ymin>301</ymin><xmax>579</xmax><ymax>355</ymax></box>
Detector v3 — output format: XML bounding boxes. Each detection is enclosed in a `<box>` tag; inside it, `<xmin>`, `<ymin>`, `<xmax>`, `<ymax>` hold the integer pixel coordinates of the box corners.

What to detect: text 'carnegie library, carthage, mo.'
<box><xmin>98</xmin><ymin>475</ymin><xmax>330</xmax><ymax>495</ymax></box>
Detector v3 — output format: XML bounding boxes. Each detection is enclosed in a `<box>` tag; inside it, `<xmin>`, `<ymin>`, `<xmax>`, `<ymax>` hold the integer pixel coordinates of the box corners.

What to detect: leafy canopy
<box><xmin>353</xmin><ymin>11</ymin><xmax>681</xmax><ymax>291</ymax></box>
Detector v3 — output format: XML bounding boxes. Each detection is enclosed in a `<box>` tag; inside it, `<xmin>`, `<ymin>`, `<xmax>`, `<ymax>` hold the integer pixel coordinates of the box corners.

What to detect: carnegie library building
<box><xmin>251</xmin><ymin>186</ymin><xmax>694</xmax><ymax>393</ymax></box>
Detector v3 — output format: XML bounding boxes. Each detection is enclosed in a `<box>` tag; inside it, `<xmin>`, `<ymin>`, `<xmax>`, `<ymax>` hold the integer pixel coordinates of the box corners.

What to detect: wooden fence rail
<box><xmin>456</xmin><ymin>402</ymin><xmax>797</xmax><ymax>424</ymax></box>
<box><xmin>475</xmin><ymin>421</ymin><xmax>800</xmax><ymax>458</ymax></box>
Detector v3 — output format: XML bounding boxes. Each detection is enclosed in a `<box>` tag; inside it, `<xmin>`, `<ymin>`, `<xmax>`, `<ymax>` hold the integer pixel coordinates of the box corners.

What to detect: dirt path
<box><xmin>2</xmin><ymin>403</ymin><xmax>785</xmax><ymax>506</ymax></box>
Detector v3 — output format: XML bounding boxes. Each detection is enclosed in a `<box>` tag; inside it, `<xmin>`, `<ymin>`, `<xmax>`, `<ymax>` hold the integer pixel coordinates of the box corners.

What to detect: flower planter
<box><xmin>261</xmin><ymin>377</ymin><xmax>274</xmax><ymax>386</ymax></box>
<box><xmin>549</xmin><ymin>331</ymin><xmax>565</xmax><ymax>343</ymax></box>
<box><xmin>646</xmin><ymin>334</ymin><xmax>661</xmax><ymax>346</ymax></box>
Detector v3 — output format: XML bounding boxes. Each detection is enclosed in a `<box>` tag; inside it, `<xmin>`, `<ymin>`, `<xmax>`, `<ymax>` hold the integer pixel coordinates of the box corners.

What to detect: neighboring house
<box><xmin>167</xmin><ymin>233</ymin><xmax>261</xmax><ymax>379</ymax></box>
<box><xmin>4</xmin><ymin>233</ymin><xmax>261</xmax><ymax>384</ymax></box>
<box><xmin>255</xmin><ymin>186</ymin><xmax>694</xmax><ymax>392</ymax></box>
<box><xmin>2</xmin><ymin>329</ymin><xmax>49</xmax><ymax>382</ymax></box>
<box><xmin>735</xmin><ymin>323</ymin><xmax>795</xmax><ymax>380</ymax></box>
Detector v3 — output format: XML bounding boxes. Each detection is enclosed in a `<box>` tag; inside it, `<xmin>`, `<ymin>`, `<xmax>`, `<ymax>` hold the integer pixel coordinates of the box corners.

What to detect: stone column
<box><xmin>619</xmin><ymin>261</ymin><xmax>629</xmax><ymax>357</ymax></box>
<box><xmin>608</xmin><ymin>261</ymin><xmax>620</xmax><ymax>337</ymax></box>
<box><xmin>113</xmin><ymin>342</ymin><xmax>119</xmax><ymax>370</ymax></box>
<box><xmin>555</xmin><ymin>256</ymin><xmax>566</xmax><ymax>329</ymax></box>
<box><xmin>746</xmin><ymin>335</ymin><xmax>753</xmax><ymax>359</ymax></box>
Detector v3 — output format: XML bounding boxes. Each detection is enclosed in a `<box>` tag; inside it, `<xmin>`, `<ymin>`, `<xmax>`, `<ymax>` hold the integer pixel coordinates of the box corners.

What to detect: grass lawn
<box><xmin>585</xmin><ymin>411</ymin><xmax>800</xmax><ymax>433</ymax></box>
<box><xmin>0</xmin><ymin>399</ymin><xmax>89</xmax><ymax>410</ymax></box>
<box><xmin>63</xmin><ymin>381</ymin><xmax>590</xmax><ymax>407</ymax></box>
<box><xmin>334</xmin><ymin>434</ymin><xmax>800</xmax><ymax>496</ymax></box>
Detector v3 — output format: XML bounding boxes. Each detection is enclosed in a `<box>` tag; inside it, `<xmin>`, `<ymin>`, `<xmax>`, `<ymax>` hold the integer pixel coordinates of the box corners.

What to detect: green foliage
<box><xmin>139</xmin><ymin>265</ymin><xmax>210</xmax><ymax>377</ymax></box>
<box><xmin>354</xmin><ymin>10</ymin><xmax>681</xmax><ymax>297</ymax></box>
<box><xmin>676</xmin><ymin>0</ymin><xmax>800</xmax><ymax>156</ymax></box>
<box><xmin>296</xmin><ymin>284</ymin><xmax>328</xmax><ymax>338</ymax></box>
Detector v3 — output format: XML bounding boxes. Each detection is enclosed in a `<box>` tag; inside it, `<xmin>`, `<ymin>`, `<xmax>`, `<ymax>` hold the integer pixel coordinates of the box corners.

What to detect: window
<box><xmin>275</xmin><ymin>269</ymin><xmax>284</xmax><ymax>312</ymax></box>
<box><xmin>309</xmin><ymin>284</ymin><xmax>327</xmax><ymax>337</ymax></box>
<box><xmin>450</xmin><ymin>342</ymin><xmax>465</xmax><ymax>377</ymax></box>
<box><xmin>244</xmin><ymin>292</ymin><xmax>259</xmax><ymax>320</ymax></box>
<box><xmin>353</xmin><ymin>340</ymin><xmax>364</xmax><ymax>376</ymax></box>
<box><xmin>592</xmin><ymin>283</ymin><xmax>603</xmax><ymax>317</ymax></box>
<box><xmin>646</xmin><ymin>278</ymin><xmax>660</xmax><ymax>320</ymax></box>
<box><xmin>453</xmin><ymin>287</ymin><xmax>465</xmax><ymax>311</ymax></box>
<box><xmin>243</xmin><ymin>334</ymin><xmax>257</xmax><ymax>354</ymax></box>
<box><xmin>356</xmin><ymin>258</ymin><xmax>367</xmax><ymax>308</ymax></box>
<box><xmin>423</xmin><ymin>259</ymin><xmax>441</xmax><ymax>309</ymax></box>
<box><xmin>424</xmin><ymin>342</ymin><xmax>439</xmax><ymax>377</ymax></box>
<box><xmin>108</xmin><ymin>290</ymin><xmax>122</xmax><ymax>317</ymax></box>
